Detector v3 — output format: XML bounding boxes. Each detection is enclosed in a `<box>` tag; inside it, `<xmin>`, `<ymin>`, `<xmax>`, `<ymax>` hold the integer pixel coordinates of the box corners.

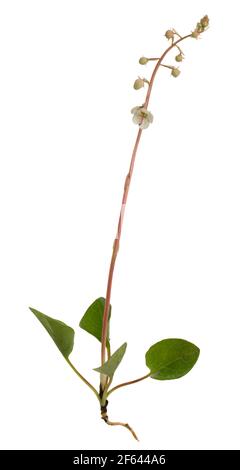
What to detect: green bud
<box><xmin>196</xmin><ymin>22</ymin><xmax>204</xmax><ymax>33</ymax></box>
<box><xmin>175</xmin><ymin>53</ymin><xmax>183</xmax><ymax>62</ymax></box>
<box><xmin>139</xmin><ymin>57</ymin><xmax>148</xmax><ymax>65</ymax></box>
<box><xmin>191</xmin><ymin>31</ymin><xmax>199</xmax><ymax>39</ymax></box>
<box><xmin>165</xmin><ymin>30</ymin><xmax>174</xmax><ymax>40</ymax></box>
<box><xmin>133</xmin><ymin>78</ymin><xmax>144</xmax><ymax>90</ymax></box>
<box><xmin>193</xmin><ymin>15</ymin><xmax>209</xmax><ymax>37</ymax></box>
<box><xmin>171</xmin><ymin>67</ymin><xmax>181</xmax><ymax>78</ymax></box>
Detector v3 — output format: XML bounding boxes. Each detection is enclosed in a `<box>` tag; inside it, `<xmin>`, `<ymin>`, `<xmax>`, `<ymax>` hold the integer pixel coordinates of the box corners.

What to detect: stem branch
<box><xmin>107</xmin><ymin>373</ymin><xmax>151</xmax><ymax>396</ymax></box>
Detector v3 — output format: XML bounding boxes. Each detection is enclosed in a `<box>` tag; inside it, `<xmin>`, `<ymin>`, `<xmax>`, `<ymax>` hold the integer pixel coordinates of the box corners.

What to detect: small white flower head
<box><xmin>131</xmin><ymin>106</ymin><xmax>153</xmax><ymax>129</ymax></box>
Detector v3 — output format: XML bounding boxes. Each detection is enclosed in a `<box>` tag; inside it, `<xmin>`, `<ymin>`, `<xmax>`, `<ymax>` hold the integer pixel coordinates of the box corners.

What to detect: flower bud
<box><xmin>175</xmin><ymin>53</ymin><xmax>183</xmax><ymax>62</ymax></box>
<box><xmin>139</xmin><ymin>57</ymin><xmax>148</xmax><ymax>65</ymax></box>
<box><xmin>133</xmin><ymin>78</ymin><xmax>145</xmax><ymax>90</ymax></box>
<box><xmin>196</xmin><ymin>22</ymin><xmax>204</xmax><ymax>33</ymax></box>
<box><xmin>165</xmin><ymin>30</ymin><xmax>174</xmax><ymax>40</ymax></box>
<box><xmin>200</xmin><ymin>15</ymin><xmax>209</xmax><ymax>29</ymax></box>
<box><xmin>171</xmin><ymin>67</ymin><xmax>181</xmax><ymax>78</ymax></box>
<box><xmin>191</xmin><ymin>31</ymin><xmax>199</xmax><ymax>39</ymax></box>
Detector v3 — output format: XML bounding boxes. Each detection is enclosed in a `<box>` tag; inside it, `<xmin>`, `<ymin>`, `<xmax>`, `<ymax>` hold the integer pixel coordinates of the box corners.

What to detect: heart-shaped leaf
<box><xmin>30</xmin><ymin>307</ymin><xmax>74</xmax><ymax>359</ymax></box>
<box><xmin>146</xmin><ymin>338</ymin><xmax>200</xmax><ymax>380</ymax></box>
<box><xmin>79</xmin><ymin>297</ymin><xmax>111</xmax><ymax>346</ymax></box>
<box><xmin>94</xmin><ymin>342</ymin><xmax>127</xmax><ymax>378</ymax></box>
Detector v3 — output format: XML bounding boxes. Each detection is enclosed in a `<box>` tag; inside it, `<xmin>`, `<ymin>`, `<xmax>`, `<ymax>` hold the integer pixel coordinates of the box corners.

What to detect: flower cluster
<box><xmin>131</xmin><ymin>16</ymin><xmax>209</xmax><ymax>129</ymax></box>
<box><xmin>191</xmin><ymin>15</ymin><xmax>209</xmax><ymax>38</ymax></box>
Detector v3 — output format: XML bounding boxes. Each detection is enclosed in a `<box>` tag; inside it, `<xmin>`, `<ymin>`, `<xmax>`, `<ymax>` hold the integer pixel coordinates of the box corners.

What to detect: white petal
<box><xmin>148</xmin><ymin>112</ymin><xmax>154</xmax><ymax>123</ymax></box>
<box><xmin>131</xmin><ymin>106</ymin><xmax>140</xmax><ymax>114</ymax></box>
<box><xmin>132</xmin><ymin>114</ymin><xmax>141</xmax><ymax>125</ymax></box>
<box><xmin>140</xmin><ymin>118</ymin><xmax>149</xmax><ymax>129</ymax></box>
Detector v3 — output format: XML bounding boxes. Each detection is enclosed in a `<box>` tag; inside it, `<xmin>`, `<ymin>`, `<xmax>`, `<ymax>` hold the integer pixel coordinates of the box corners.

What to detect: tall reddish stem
<box><xmin>100</xmin><ymin>128</ymin><xmax>142</xmax><ymax>373</ymax></box>
<box><xmin>100</xmin><ymin>34</ymin><xmax>191</xmax><ymax>382</ymax></box>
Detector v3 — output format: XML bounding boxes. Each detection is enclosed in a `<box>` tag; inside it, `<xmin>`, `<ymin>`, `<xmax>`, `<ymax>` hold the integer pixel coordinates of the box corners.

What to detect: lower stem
<box><xmin>100</xmin><ymin>129</ymin><xmax>142</xmax><ymax>380</ymax></box>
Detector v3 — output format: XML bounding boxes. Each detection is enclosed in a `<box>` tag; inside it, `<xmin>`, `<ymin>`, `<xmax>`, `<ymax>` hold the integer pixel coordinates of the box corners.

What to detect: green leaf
<box><xmin>30</xmin><ymin>307</ymin><xmax>74</xmax><ymax>359</ymax></box>
<box><xmin>94</xmin><ymin>342</ymin><xmax>127</xmax><ymax>378</ymax></box>
<box><xmin>79</xmin><ymin>297</ymin><xmax>111</xmax><ymax>347</ymax></box>
<box><xmin>146</xmin><ymin>338</ymin><xmax>200</xmax><ymax>380</ymax></box>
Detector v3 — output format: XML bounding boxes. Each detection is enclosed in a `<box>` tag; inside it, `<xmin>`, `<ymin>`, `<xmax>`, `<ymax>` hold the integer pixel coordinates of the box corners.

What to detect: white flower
<box><xmin>131</xmin><ymin>106</ymin><xmax>153</xmax><ymax>129</ymax></box>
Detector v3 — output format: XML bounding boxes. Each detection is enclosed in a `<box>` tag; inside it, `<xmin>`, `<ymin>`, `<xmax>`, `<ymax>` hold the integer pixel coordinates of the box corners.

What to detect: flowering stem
<box><xmin>100</xmin><ymin>33</ymin><xmax>192</xmax><ymax>389</ymax></box>
<box><xmin>144</xmin><ymin>34</ymin><xmax>191</xmax><ymax>108</ymax></box>
<box><xmin>100</xmin><ymin>128</ymin><xmax>142</xmax><ymax>386</ymax></box>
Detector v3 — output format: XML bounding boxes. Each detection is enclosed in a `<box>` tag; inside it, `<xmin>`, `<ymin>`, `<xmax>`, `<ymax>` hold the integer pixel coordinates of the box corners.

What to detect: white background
<box><xmin>0</xmin><ymin>0</ymin><xmax>239</xmax><ymax>450</ymax></box>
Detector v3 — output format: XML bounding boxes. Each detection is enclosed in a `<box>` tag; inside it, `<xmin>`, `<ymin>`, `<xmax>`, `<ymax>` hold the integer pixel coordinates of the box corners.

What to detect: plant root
<box><xmin>101</xmin><ymin>400</ymin><xmax>139</xmax><ymax>441</ymax></box>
